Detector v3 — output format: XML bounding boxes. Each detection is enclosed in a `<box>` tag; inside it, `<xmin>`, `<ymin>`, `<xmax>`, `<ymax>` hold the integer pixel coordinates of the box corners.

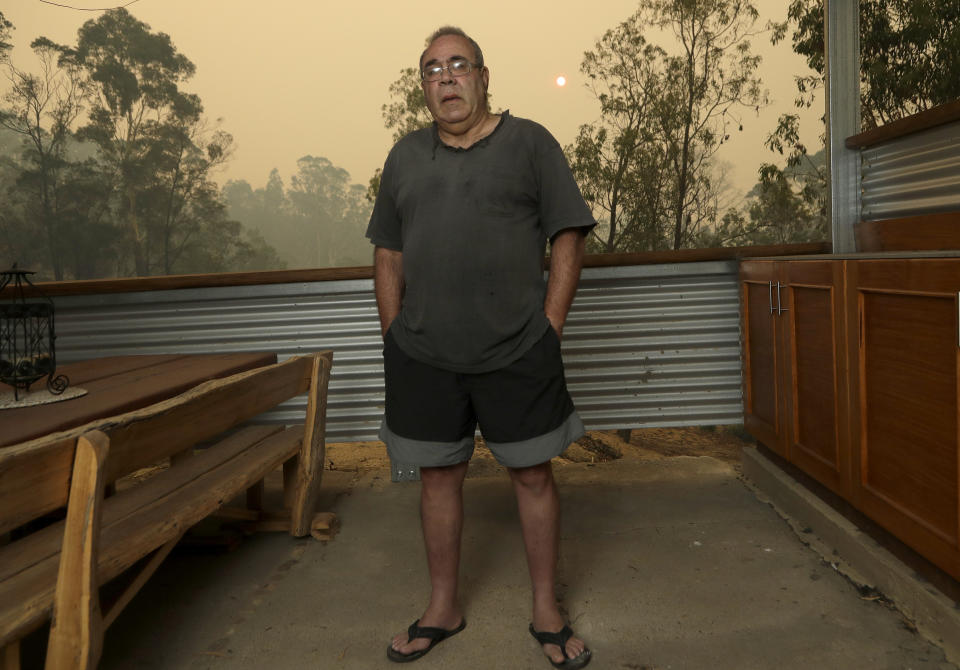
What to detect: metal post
<box><xmin>824</xmin><ymin>0</ymin><xmax>860</xmax><ymax>253</ymax></box>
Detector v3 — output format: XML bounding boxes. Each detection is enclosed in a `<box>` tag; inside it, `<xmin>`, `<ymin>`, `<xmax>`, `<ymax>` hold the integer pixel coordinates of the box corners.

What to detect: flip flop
<box><xmin>529</xmin><ymin>623</ymin><xmax>592</xmax><ymax>669</ymax></box>
<box><xmin>386</xmin><ymin>618</ymin><xmax>467</xmax><ymax>663</ymax></box>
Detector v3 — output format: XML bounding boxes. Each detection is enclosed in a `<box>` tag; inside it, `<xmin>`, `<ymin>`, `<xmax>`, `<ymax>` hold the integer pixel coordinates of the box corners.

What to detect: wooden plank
<box><xmin>102</xmin><ymin>357</ymin><xmax>312</xmax><ymax>480</ymax></box>
<box><xmin>94</xmin><ymin>427</ymin><xmax>303</xmax><ymax>585</ymax></box>
<box><xmin>855</xmin><ymin>212</ymin><xmax>960</xmax><ymax>253</ymax></box>
<box><xmin>2</xmin><ymin>352</ymin><xmax>277</xmax><ymax>447</ymax></box>
<box><xmin>45</xmin><ymin>431</ymin><xmax>109</xmax><ymax>670</ymax></box>
<box><xmin>291</xmin><ymin>352</ymin><xmax>333</xmax><ymax>536</ymax></box>
<box><xmin>0</xmin><ymin>438</ymin><xmax>74</xmax><ymax>536</ymax></box>
<box><xmin>582</xmin><ymin>242</ymin><xmax>831</xmax><ymax>268</ymax></box>
<box><xmin>0</xmin><ymin>426</ymin><xmax>303</xmax><ymax>644</ymax></box>
<box><xmin>28</xmin><ymin>355</ymin><xmax>181</xmax><ymax>389</ymax></box>
<box><xmin>0</xmin><ymin>426</ymin><xmax>285</xmax><ymax>585</ymax></box>
<box><xmin>846</xmin><ymin>99</ymin><xmax>960</xmax><ymax>149</ymax></box>
<box><xmin>0</xmin><ymin>356</ymin><xmax>307</xmax><ymax>533</ymax></box>
<box><xmin>6</xmin><ymin>242</ymin><xmax>838</xmax><ymax>302</ymax></box>
<box><xmin>11</xmin><ymin>267</ymin><xmax>377</xmax><ymax>299</ymax></box>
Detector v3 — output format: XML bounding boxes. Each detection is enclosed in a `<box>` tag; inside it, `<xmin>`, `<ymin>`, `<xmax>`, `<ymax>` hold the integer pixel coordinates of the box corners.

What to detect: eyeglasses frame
<box><xmin>420</xmin><ymin>59</ymin><xmax>482</xmax><ymax>83</ymax></box>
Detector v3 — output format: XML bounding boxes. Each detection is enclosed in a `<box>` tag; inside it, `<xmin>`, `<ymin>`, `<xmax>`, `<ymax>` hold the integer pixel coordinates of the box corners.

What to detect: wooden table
<box><xmin>0</xmin><ymin>352</ymin><xmax>277</xmax><ymax>447</ymax></box>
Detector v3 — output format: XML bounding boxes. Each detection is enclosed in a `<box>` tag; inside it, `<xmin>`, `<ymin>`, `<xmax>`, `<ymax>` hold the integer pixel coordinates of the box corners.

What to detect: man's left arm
<box><xmin>544</xmin><ymin>227</ymin><xmax>586</xmax><ymax>340</ymax></box>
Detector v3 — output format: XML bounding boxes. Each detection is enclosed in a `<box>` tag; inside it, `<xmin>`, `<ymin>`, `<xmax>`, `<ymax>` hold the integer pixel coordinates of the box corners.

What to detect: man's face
<box><xmin>420</xmin><ymin>34</ymin><xmax>489</xmax><ymax>127</ymax></box>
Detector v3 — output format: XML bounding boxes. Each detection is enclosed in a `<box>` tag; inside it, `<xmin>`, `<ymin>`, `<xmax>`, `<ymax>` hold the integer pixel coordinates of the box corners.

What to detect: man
<box><xmin>366</xmin><ymin>26</ymin><xmax>595</xmax><ymax>669</ymax></box>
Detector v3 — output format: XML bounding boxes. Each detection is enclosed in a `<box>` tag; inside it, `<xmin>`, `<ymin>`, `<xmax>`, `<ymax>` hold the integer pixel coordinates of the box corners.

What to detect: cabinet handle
<box><xmin>776</xmin><ymin>282</ymin><xmax>789</xmax><ymax>315</ymax></box>
<box><xmin>769</xmin><ymin>281</ymin><xmax>774</xmax><ymax>314</ymax></box>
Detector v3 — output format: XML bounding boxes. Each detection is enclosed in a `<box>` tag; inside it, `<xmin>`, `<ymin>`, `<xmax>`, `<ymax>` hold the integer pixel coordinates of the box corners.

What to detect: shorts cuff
<box><xmin>379</xmin><ymin>421</ymin><xmax>476</xmax><ymax>468</ymax></box>
<box><xmin>484</xmin><ymin>411</ymin><xmax>585</xmax><ymax>469</ymax></box>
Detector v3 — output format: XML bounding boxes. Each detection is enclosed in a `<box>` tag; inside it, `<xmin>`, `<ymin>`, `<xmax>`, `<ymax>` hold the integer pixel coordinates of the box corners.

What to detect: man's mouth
<box><xmin>441</xmin><ymin>94</ymin><xmax>461</xmax><ymax>102</ymax></box>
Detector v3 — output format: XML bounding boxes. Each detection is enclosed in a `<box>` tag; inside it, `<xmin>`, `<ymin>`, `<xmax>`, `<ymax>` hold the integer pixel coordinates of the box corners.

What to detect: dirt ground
<box><xmin>324</xmin><ymin>426</ymin><xmax>756</xmax><ymax>480</ymax></box>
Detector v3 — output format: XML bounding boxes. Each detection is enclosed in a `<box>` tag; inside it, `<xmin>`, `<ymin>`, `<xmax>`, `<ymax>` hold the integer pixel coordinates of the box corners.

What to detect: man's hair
<box><xmin>418</xmin><ymin>26</ymin><xmax>484</xmax><ymax>71</ymax></box>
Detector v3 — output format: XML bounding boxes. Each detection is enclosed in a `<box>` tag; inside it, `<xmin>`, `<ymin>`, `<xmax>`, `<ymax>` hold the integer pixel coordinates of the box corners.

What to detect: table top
<box><xmin>0</xmin><ymin>352</ymin><xmax>277</xmax><ymax>447</ymax></box>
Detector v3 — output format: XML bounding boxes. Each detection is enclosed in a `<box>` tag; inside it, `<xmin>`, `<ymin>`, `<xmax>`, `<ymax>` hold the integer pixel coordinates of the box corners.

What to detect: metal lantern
<box><xmin>0</xmin><ymin>265</ymin><xmax>68</xmax><ymax>400</ymax></box>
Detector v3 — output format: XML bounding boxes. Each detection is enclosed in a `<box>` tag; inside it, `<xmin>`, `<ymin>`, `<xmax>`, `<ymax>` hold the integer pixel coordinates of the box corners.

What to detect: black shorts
<box><xmin>379</xmin><ymin>325</ymin><xmax>584</xmax><ymax>470</ymax></box>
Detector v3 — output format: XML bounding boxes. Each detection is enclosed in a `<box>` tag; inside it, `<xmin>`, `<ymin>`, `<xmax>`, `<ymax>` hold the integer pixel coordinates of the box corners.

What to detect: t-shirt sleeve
<box><xmin>536</xmin><ymin>129</ymin><xmax>597</xmax><ymax>241</ymax></box>
<box><xmin>365</xmin><ymin>150</ymin><xmax>403</xmax><ymax>251</ymax></box>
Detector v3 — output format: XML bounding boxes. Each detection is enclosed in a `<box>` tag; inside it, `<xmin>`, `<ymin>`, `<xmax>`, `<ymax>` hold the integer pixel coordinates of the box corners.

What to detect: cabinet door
<box><xmin>782</xmin><ymin>261</ymin><xmax>849</xmax><ymax>496</ymax></box>
<box><xmin>848</xmin><ymin>259</ymin><xmax>960</xmax><ymax>580</ymax></box>
<box><xmin>741</xmin><ymin>261</ymin><xmax>786</xmax><ymax>456</ymax></box>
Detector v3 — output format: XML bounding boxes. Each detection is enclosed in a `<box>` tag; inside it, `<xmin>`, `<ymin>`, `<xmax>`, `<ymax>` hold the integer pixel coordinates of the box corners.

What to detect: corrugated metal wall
<box><xmin>50</xmin><ymin>261</ymin><xmax>743</xmax><ymax>441</ymax></box>
<box><xmin>860</xmin><ymin>120</ymin><xmax>960</xmax><ymax>221</ymax></box>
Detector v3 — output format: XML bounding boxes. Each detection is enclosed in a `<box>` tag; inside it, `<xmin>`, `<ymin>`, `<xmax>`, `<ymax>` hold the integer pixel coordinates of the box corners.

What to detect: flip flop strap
<box><xmin>530</xmin><ymin>624</ymin><xmax>573</xmax><ymax>660</ymax></box>
<box><xmin>406</xmin><ymin>622</ymin><xmax>448</xmax><ymax>643</ymax></box>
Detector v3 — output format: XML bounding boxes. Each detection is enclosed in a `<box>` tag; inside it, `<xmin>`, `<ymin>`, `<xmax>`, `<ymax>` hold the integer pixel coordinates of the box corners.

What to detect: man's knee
<box><xmin>508</xmin><ymin>461</ymin><xmax>554</xmax><ymax>493</ymax></box>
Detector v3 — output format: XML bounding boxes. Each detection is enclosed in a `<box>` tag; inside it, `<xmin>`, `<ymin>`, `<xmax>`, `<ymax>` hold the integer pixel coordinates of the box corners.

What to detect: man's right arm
<box><xmin>374</xmin><ymin>246</ymin><xmax>404</xmax><ymax>337</ymax></box>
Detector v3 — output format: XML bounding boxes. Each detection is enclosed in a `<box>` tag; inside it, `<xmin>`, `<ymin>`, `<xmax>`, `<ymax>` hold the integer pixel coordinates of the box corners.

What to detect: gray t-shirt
<box><xmin>366</xmin><ymin>111</ymin><xmax>595</xmax><ymax>373</ymax></box>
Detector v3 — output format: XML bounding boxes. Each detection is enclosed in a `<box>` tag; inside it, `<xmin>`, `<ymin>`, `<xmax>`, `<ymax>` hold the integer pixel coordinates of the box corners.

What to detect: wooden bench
<box><xmin>0</xmin><ymin>350</ymin><xmax>333</xmax><ymax>670</ymax></box>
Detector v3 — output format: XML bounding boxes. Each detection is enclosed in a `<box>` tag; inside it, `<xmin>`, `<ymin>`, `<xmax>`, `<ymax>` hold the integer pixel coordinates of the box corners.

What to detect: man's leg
<box><xmin>390</xmin><ymin>461</ymin><xmax>469</xmax><ymax>656</ymax></box>
<box><xmin>509</xmin><ymin>461</ymin><xmax>587</xmax><ymax>665</ymax></box>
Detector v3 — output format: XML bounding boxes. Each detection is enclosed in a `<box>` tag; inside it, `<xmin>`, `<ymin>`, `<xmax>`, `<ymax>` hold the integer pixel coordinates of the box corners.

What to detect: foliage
<box><xmin>60</xmin><ymin>8</ymin><xmax>204</xmax><ymax>275</ymax></box>
<box><xmin>382</xmin><ymin>67</ymin><xmax>433</xmax><ymax>144</ymax></box>
<box><xmin>567</xmin><ymin>26</ymin><xmax>674</xmax><ymax>253</ymax></box>
<box><xmin>367</xmin><ymin>67</ymin><xmax>434</xmax><ymax>203</ymax></box>
<box><xmin>0</xmin><ymin>11</ymin><xmax>12</xmax><ymax>59</ymax></box>
<box><xmin>707</xmin><ymin>151</ymin><xmax>826</xmax><ymax>246</ymax></box>
<box><xmin>224</xmin><ymin>158</ymin><xmax>372</xmax><ymax>270</ymax></box>
<box><xmin>755</xmin><ymin>0</ymin><xmax>959</xmax><ymax>248</ymax></box>
<box><xmin>773</xmin><ymin>0</ymin><xmax>960</xmax><ymax>131</ymax></box>
<box><xmin>766</xmin><ymin>0</ymin><xmax>960</xmax><ymax>201</ymax></box>
<box><xmin>0</xmin><ymin>8</ymin><xmax>280</xmax><ymax>280</ymax></box>
<box><xmin>0</xmin><ymin>35</ymin><xmax>89</xmax><ymax>279</ymax></box>
<box><xmin>568</xmin><ymin>0</ymin><xmax>767</xmax><ymax>252</ymax></box>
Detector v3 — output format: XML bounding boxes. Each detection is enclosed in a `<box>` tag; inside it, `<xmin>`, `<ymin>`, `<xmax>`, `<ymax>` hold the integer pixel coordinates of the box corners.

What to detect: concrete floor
<box><xmin>90</xmin><ymin>452</ymin><xmax>957</xmax><ymax>670</ymax></box>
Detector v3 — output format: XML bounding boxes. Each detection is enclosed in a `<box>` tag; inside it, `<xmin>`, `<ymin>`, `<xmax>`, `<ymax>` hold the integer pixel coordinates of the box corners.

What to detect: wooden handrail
<box><xmin>846</xmin><ymin>99</ymin><xmax>960</xmax><ymax>149</ymax></box>
<box><xmin>3</xmin><ymin>242</ymin><xmax>831</xmax><ymax>298</ymax></box>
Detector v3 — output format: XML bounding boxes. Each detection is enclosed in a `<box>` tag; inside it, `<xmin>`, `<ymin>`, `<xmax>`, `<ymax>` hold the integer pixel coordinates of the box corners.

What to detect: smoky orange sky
<box><xmin>3</xmin><ymin>0</ymin><xmax>822</xmax><ymax>201</ymax></box>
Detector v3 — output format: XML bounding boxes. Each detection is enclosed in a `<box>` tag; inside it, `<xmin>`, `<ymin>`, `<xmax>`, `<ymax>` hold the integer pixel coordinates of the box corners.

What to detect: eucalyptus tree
<box><xmin>0</xmin><ymin>31</ymin><xmax>89</xmax><ymax>279</ymax></box>
<box><xmin>767</xmin><ymin>0</ymin><xmax>960</xmax><ymax>173</ymax></box>
<box><xmin>367</xmin><ymin>66</ymin><xmax>437</xmax><ymax>202</ymax></box>
<box><xmin>57</xmin><ymin>8</ymin><xmax>202</xmax><ymax>275</ymax></box>
<box><xmin>289</xmin><ymin>155</ymin><xmax>372</xmax><ymax>268</ymax></box>
<box><xmin>566</xmin><ymin>26</ymin><xmax>675</xmax><ymax>253</ymax></box>
<box><xmin>569</xmin><ymin>0</ymin><xmax>766</xmax><ymax>252</ymax></box>
<box><xmin>0</xmin><ymin>11</ymin><xmax>12</xmax><ymax>59</ymax></box>
<box><xmin>647</xmin><ymin>0</ymin><xmax>767</xmax><ymax>249</ymax></box>
<box><xmin>140</xmin><ymin>118</ymin><xmax>234</xmax><ymax>274</ymax></box>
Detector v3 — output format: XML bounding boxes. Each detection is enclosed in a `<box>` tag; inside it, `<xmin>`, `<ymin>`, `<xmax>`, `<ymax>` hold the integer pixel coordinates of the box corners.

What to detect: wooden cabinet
<box><xmin>741</xmin><ymin>260</ymin><xmax>848</xmax><ymax>496</ymax></box>
<box><xmin>741</xmin><ymin>261</ymin><xmax>784</xmax><ymax>456</ymax></box>
<box><xmin>847</xmin><ymin>259</ymin><xmax>960</xmax><ymax>578</ymax></box>
<box><xmin>742</xmin><ymin>257</ymin><xmax>960</xmax><ymax>580</ymax></box>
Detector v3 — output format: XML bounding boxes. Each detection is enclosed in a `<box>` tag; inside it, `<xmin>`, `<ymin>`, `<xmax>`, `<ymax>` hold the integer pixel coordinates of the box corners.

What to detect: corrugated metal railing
<box><xmin>49</xmin><ymin>260</ymin><xmax>743</xmax><ymax>442</ymax></box>
<box><xmin>860</xmin><ymin>120</ymin><xmax>960</xmax><ymax>221</ymax></box>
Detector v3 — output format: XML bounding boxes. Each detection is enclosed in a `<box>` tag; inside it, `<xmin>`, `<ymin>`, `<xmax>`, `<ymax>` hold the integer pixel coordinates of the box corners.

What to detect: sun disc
<box><xmin>555</xmin><ymin>75</ymin><xmax>566</xmax><ymax>87</ymax></box>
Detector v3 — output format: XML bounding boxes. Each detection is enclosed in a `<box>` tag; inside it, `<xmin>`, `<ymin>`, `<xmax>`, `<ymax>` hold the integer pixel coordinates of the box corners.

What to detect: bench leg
<box><xmin>46</xmin><ymin>431</ymin><xmax>110</xmax><ymax>670</ymax></box>
<box><xmin>290</xmin><ymin>353</ymin><xmax>332</xmax><ymax>536</ymax></box>
<box><xmin>1</xmin><ymin>641</ymin><xmax>19</xmax><ymax>670</ymax></box>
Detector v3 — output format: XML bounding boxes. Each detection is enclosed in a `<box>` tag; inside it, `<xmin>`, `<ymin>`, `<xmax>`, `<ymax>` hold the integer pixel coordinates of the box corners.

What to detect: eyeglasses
<box><xmin>420</xmin><ymin>59</ymin><xmax>479</xmax><ymax>82</ymax></box>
